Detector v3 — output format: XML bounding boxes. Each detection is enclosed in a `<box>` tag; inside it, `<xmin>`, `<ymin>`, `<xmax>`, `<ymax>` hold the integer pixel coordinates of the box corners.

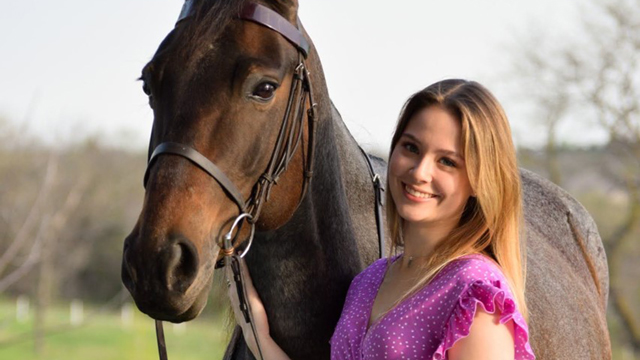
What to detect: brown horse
<box><xmin>121</xmin><ymin>0</ymin><xmax>611</xmax><ymax>359</ymax></box>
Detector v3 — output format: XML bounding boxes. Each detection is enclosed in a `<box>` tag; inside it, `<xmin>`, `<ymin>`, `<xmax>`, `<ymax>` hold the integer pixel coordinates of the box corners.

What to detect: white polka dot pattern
<box><xmin>329</xmin><ymin>253</ymin><xmax>535</xmax><ymax>359</ymax></box>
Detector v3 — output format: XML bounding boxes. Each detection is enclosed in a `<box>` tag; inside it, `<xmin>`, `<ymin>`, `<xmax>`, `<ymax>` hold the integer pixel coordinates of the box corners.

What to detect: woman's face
<box><xmin>389</xmin><ymin>105</ymin><xmax>473</xmax><ymax>230</ymax></box>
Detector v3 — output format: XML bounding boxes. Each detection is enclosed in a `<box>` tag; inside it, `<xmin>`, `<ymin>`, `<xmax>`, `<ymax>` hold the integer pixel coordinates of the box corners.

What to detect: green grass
<box><xmin>0</xmin><ymin>297</ymin><xmax>231</xmax><ymax>360</ymax></box>
<box><xmin>2</xmin><ymin>297</ymin><xmax>637</xmax><ymax>359</ymax></box>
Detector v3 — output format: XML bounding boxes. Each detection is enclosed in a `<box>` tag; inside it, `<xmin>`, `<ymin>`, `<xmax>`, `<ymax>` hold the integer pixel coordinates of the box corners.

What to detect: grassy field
<box><xmin>0</xmin><ymin>297</ymin><xmax>231</xmax><ymax>360</ymax></box>
<box><xmin>1</xmin><ymin>296</ymin><xmax>636</xmax><ymax>359</ymax></box>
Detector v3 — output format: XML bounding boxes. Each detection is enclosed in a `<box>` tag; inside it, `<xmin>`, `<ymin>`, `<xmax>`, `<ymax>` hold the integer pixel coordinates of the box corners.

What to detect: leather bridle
<box><xmin>145</xmin><ymin>2</ymin><xmax>316</xmax><ymax>236</ymax></box>
<box><xmin>148</xmin><ymin>3</ymin><xmax>315</xmax><ymax>360</ymax></box>
<box><xmin>147</xmin><ymin>2</ymin><xmax>385</xmax><ymax>360</ymax></box>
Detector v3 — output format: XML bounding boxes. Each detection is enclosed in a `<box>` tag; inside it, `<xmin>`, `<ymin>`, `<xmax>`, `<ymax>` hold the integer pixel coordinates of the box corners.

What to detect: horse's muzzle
<box><xmin>121</xmin><ymin>232</ymin><xmax>211</xmax><ymax>321</ymax></box>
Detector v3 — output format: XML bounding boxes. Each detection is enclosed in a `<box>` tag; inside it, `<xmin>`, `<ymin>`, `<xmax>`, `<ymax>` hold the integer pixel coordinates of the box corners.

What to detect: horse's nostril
<box><xmin>165</xmin><ymin>239</ymin><xmax>199</xmax><ymax>293</ymax></box>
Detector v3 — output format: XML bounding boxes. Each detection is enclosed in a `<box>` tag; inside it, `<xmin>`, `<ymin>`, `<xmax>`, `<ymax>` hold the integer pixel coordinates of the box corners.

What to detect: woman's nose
<box><xmin>410</xmin><ymin>158</ymin><xmax>434</xmax><ymax>182</ymax></box>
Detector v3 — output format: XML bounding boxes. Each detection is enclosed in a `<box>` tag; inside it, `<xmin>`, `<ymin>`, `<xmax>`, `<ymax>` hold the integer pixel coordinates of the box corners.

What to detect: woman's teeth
<box><xmin>405</xmin><ymin>185</ymin><xmax>437</xmax><ymax>199</ymax></box>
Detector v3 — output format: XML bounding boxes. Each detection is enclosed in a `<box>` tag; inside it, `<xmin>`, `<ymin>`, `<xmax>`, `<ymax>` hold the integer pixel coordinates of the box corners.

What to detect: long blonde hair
<box><xmin>386</xmin><ymin>79</ymin><xmax>527</xmax><ymax>318</ymax></box>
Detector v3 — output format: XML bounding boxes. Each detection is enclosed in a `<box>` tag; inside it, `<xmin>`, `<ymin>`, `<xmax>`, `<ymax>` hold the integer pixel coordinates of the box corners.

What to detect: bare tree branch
<box><xmin>0</xmin><ymin>172</ymin><xmax>89</xmax><ymax>292</ymax></box>
<box><xmin>0</xmin><ymin>152</ymin><xmax>58</xmax><ymax>274</ymax></box>
<box><xmin>509</xmin><ymin>0</ymin><xmax>640</xmax><ymax>351</ymax></box>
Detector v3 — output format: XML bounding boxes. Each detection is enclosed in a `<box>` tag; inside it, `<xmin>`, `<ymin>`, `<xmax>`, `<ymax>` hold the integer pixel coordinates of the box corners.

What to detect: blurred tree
<box><xmin>508</xmin><ymin>0</ymin><xmax>640</xmax><ymax>353</ymax></box>
<box><xmin>0</xmin><ymin>125</ymin><xmax>151</xmax><ymax>352</ymax></box>
<box><xmin>509</xmin><ymin>37</ymin><xmax>574</xmax><ymax>186</ymax></box>
<box><xmin>0</xmin><ymin>152</ymin><xmax>57</xmax><ymax>292</ymax></box>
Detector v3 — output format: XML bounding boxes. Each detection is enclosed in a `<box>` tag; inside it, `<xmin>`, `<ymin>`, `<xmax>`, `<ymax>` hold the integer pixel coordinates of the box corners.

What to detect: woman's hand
<box><xmin>225</xmin><ymin>257</ymin><xmax>291</xmax><ymax>360</ymax></box>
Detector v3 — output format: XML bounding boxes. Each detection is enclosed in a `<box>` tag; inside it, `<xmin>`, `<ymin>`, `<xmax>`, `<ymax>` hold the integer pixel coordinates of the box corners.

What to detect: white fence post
<box><xmin>121</xmin><ymin>302</ymin><xmax>134</xmax><ymax>328</ymax></box>
<box><xmin>70</xmin><ymin>299</ymin><xmax>84</xmax><ymax>326</ymax></box>
<box><xmin>173</xmin><ymin>322</ymin><xmax>187</xmax><ymax>335</ymax></box>
<box><xmin>16</xmin><ymin>295</ymin><xmax>29</xmax><ymax>323</ymax></box>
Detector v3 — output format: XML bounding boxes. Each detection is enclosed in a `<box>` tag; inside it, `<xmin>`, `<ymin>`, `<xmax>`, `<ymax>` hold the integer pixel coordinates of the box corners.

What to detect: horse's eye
<box><xmin>142</xmin><ymin>81</ymin><xmax>151</xmax><ymax>96</ymax></box>
<box><xmin>251</xmin><ymin>82</ymin><xmax>277</xmax><ymax>100</ymax></box>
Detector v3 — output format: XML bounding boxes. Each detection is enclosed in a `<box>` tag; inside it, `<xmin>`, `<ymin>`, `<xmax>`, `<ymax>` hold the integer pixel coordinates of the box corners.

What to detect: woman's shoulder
<box><xmin>433</xmin><ymin>254</ymin><xmax>535</xmax><ymax>359</ymax></box>
<box><xmin>356</xmin><ymin>254</ymin><xmax>401</xmax><ymax>277</ymax></box>
<box><xmin>345</xmin><ymin>255</ymin><xmax>404</xmax><ymax>297</ymax></box>
<box><xmin>349</xmin><ymin>255</ymin><xmax>399</xmax><ymax>287</ymax></box>
<box><xmin>439</xmin><ymin>253</ymin><xmax>509</xmax><ymax>285</ymax></box>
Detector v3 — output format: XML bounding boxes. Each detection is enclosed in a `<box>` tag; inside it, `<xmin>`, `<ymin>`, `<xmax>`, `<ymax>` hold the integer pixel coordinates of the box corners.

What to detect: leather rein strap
<box><xmin>359</xmin><ymin>147</ymin><xmax>386</xmax><ymax>259</ymax></box>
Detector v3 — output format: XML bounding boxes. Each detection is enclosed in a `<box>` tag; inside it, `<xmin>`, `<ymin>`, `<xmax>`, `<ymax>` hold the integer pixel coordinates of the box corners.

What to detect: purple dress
<box><xmin>330</xmin><ymin>253</ymin><xmax>535</xmax><ymax>359</ymax></box>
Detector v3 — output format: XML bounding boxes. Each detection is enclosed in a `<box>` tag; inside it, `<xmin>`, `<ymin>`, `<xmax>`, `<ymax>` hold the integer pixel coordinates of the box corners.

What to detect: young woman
<box><xmin>226</xmin><ymin>79</ymin><xmax>535</xmax><ymax>359</ymax></box>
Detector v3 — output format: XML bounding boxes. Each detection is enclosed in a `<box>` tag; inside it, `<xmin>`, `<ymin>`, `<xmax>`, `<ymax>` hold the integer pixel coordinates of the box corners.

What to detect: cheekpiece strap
<box><xmin>239</xmin><ymin>3</ymin><xmax>309</xmax><ymax>58</ymax></box>
<box><xmin>359</xmin><ymin>147</ymin><xmax>386</xmax><ymax>259</ymax></box>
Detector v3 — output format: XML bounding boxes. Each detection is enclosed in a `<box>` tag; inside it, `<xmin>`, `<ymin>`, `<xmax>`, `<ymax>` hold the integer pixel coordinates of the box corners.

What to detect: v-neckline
<box><xmin>365</xmin><ymin>254</ymin><xmax>406</xmax><ymax>333</ymax></box>
<box><xmin>365</xmin><ymin>253</ymin><xmax>478</xmax><ymax>333</ymax></box>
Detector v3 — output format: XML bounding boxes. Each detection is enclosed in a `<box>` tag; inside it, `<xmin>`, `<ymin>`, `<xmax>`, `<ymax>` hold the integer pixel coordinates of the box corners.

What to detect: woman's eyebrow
<box><xmin>400</xmin><ymin>133</ymin><xmax>421</xmax><ymax>143</ymax></box>
<box><xmin>438</xmin><ymin>150</ymin><xmax>464</xmax><ymax>161</ymax></box>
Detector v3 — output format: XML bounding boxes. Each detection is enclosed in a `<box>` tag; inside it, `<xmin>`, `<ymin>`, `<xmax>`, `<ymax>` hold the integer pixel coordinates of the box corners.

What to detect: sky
<box><xmin>0</xmin><ymin>0</ymin><xmax>605</xmax><ymax>152</ymax></box>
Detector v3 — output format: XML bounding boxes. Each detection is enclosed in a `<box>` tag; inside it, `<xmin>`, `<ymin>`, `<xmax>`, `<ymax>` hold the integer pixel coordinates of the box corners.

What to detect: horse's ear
<box><xmin>270</xmin><ymin>0</ymin><xmax>300</xmax><ymax>24</ymax></box>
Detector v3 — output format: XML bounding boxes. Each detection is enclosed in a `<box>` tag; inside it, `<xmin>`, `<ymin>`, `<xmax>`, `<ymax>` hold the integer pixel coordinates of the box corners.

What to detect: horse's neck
<box><xmin>254</xmin><ymin>102</ymin><xmax>378</xmax><ymax>266</ymax></box>
<box><xmin>239</xmin><ymin>42</ymin><xmax>383</xmax><ymax>357</ymax></box>
<box><xmin>329</xmin><ymin>104</ymin><xmax>382</xmax><ymax>265</ymax></box>
<box><xmin>243</xmin><ymin>99</ymin><xmax>381</xmax><ymax>358</ymax></box>
<box><xmin>301</xmin><ymin>39</ymin><xmax>383</xmax><ymax>261</ymax></box>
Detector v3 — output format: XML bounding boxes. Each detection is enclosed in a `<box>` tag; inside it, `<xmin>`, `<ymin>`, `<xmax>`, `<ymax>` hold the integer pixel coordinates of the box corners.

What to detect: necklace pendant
<box><xmin>407</xmin><ymin>256</ymin><xmax>413</xmax><ymax>268</ymax></box>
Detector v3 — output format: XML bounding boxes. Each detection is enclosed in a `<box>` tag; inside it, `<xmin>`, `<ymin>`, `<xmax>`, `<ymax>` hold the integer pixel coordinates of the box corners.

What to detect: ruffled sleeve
<box><xmin>432</xmin><ymin>278</ymin><xmax>535</xmax><ymax>360</ymax></box>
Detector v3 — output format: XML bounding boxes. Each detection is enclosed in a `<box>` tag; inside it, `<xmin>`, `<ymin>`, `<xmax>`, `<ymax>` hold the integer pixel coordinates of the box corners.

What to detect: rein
<box><xmin>148</xmin><ymin>2</ymin><xmax>384</xmax><ymax>359</ymax></box>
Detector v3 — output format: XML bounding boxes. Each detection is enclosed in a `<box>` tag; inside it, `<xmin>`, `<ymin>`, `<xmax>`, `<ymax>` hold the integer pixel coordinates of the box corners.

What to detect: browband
<box><xmin>239</xmin><ymin>3</ymin><xmax>309</xmax><ymax>57</ymax></box>
<box><xmin>177</xmin><ymin>1</ymin><xmax>309</xmax><ymax>57</ymax></box>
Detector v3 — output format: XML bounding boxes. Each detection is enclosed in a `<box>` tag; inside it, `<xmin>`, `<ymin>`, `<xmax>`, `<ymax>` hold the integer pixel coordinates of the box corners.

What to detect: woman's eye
<box><xmin>402</xmin><ymin>142</ymin><xmax>419</xmax><ymax>154</ymax></box>
<box><xmin>251</xmin><ymin>82</ymin><xmax>277</xmax><ymax>100</ymax></box>
<box><xmin>440</xmin><ymin>157</ymin><xmax>456</xmax><ymax>167</ymax></box>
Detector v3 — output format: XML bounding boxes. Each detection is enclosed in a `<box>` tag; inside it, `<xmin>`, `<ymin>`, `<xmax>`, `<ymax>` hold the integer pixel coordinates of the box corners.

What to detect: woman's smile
<box><xmin>402</xmin><ymin>183</ymin><xmax>439</xmax><ymax>201</ymax></box>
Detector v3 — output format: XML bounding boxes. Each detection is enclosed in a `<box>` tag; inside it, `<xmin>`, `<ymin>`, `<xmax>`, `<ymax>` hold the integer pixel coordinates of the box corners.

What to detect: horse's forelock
<box><xmin>189</xmin><ymin>0</ymin><xmax>248</xmax><ymax>38</ymax></box>
<box><xmin>183</xmin><ymin>0</ymin><xmax>302</xmax><ymax>53</ymax></box>
<box><xmin>150</xmin><ymin>0</ymin><xmax>248</xmax><ymax>67</ymax></box>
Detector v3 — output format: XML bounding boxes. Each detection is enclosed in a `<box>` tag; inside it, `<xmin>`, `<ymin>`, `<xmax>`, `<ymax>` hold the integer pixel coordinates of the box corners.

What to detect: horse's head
<box><xmin>121</xmin><ymin>0</ymin><xmax>316</xmax><ymax>322</ymax></box>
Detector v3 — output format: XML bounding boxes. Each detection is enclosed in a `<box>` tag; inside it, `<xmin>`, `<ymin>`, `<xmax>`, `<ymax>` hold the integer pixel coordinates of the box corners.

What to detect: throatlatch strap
<box><xmin>359</xmin><ymin>147</ymin><xmax>386</xmax><ymax>259</ymax></box>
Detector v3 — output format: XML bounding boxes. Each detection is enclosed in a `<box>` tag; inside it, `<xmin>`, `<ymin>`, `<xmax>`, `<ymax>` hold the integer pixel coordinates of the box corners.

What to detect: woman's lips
<box><xmin>403</xmin><ymin>183</ymin><xmax>439</xmax><ymax>201</ymax></box>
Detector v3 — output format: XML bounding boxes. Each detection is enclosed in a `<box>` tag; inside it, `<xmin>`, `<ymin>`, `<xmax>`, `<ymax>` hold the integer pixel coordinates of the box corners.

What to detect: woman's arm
<box><xmin>225</xmin><ymin>258</ymin><xmax>291</xmax><ymax>360</ymax></box>
<box><xmin>447</xmin><ymin>308</ymin><xmax>515</xmax><ymax>360</ymax></box>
